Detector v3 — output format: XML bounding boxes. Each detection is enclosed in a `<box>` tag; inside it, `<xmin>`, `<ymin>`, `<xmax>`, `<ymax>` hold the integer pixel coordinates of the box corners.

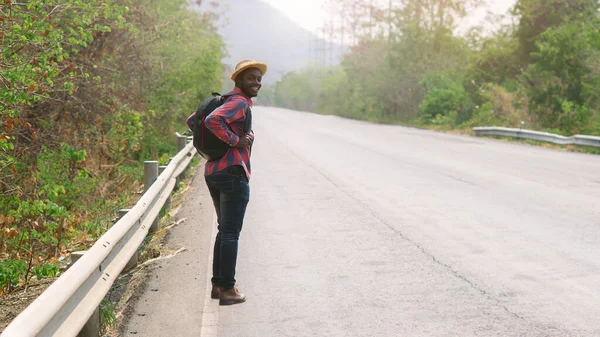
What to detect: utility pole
<box><xmin>321</xmin><ymin>24</ymin><xmax>327</xmax><ymax>66</ymax></box>
<box><xmin>315</xmin><ymin>30</ymin><xmax>320</xmax><ymax>64</ymax></box>
<box><xmin>388</xmin><ymin>0</ymin><xmax>392</xmax><ymax>41</ymax></box>
<box><xmin>329</xmin><ymin>10</ymin><xmax>334</xmax><ymax>66</ymax></box>
<box><xmin>340</xmin><ymin>0</ymin><xmax>345</xmax><ymax>55</ymax></box>
<box><xmin>368</xmin><ymin>0</ymin><xmax>371</xmax><ymax>39</ymax></box>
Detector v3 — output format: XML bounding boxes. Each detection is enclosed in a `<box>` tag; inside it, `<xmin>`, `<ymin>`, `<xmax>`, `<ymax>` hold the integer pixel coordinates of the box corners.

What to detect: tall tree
<box><xmin>512</xmin><ymin>0</ymin><xmax>599</xmax><ymax>64</ymax></box>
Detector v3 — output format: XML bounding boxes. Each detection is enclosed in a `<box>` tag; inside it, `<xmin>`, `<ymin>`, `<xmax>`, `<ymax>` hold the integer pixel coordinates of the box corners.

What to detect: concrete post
<box><xmin>118</xmin><ymin>209</ymin><xmax>137</xmax><ymax>273</ymax></box>
<box><xmin>144</xmin><ymin>161</ymin><xmax>159</xmax><ymax>232</ymax></box>
<box><xmin>70</xmin><ymin>252</ymin><xmax>100</xmax><ymax>337</ymax></box>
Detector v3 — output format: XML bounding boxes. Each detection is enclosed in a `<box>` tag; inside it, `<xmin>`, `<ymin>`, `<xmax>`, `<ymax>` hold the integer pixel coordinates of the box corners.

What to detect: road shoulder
<box><xmin>114</xmin><ymin>165</ymin><xmax>215</xmax><ymax>336</ymax></box>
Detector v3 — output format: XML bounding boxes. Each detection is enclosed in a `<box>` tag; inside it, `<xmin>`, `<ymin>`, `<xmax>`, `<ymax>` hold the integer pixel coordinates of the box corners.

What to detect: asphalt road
<box><xmin>125</xmin><ymin>106</ymin><xmax>600</xmax><ymax>337</ymax></box>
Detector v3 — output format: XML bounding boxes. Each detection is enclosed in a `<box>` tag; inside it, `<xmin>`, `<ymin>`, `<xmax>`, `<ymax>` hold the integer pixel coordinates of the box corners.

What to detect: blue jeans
<box><xmin>205</xmin><ymin>168</ymin><xmax>250</xmax><ymax>291</ymax></box>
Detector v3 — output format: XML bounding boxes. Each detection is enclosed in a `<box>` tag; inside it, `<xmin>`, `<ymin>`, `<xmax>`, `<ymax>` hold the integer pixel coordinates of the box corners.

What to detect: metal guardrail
<box><xmin>1</xmin><ymin>135</ymin><xmax>197</xmax><ymax>337</ymax></box>
<box><xmin>473</xmin><ymin>127</ymin><xmax>600</xmax><ymax>148</ymax></box>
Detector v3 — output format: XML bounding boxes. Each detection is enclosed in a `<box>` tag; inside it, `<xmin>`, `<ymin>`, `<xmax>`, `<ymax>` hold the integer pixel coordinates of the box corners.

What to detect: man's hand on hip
<box><xmin>236</xmin><ymin>134</ymin><xmax>253</xmax><ymax>148</ymax></box>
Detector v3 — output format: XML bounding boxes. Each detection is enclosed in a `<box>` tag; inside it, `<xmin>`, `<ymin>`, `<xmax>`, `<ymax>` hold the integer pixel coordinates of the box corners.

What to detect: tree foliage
<box><xmin>524</xmin><ymin>18</ymin><xmax>600</xmax><ymax>133</ymax></box>
<box><xmin>273</xmin><ymin>0</ymin><xmax>600</xmax><ymax>136</ymax></box>
<box><xmin>0</xmin><ymin>0</ymin><xmax>225</xmax><ymax>292</ymax></box>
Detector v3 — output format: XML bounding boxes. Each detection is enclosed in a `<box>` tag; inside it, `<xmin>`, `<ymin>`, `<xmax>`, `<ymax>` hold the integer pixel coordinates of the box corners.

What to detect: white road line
<box><xmin>200</xmin><ymin>212</ymin><xmax>219</xmax><ymax>337</ymax></box>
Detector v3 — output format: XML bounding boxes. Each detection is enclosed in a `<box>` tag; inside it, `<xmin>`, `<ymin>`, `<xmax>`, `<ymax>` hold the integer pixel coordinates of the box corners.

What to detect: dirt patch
<box><xmin>102</xmin><ymin>261</ymin><xmax>152</xmax><ymax>336</ymax></box>
<box><xmin>0</xmin><ymin>278</ymin><xmax>55</xmax><ymax>332</ymax></box>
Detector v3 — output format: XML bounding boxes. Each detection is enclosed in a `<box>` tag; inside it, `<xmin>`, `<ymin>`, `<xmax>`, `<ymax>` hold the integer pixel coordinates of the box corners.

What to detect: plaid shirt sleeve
<box><xmin>204</xmin><ymin>96</ymin><xmax>249</xmax><ymax>147</ymax></box>
<box><xmin>185</xmin><ymin>111</ymin><xmax>196</xmax><ymax>130</ymax></box>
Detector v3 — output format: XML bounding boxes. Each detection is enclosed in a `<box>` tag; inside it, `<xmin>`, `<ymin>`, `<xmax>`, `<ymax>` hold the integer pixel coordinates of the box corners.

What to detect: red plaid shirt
<box><xmin>202</xmin><ymin>87</ymin><xmax>254</xmax><ymax>179</ymax></box>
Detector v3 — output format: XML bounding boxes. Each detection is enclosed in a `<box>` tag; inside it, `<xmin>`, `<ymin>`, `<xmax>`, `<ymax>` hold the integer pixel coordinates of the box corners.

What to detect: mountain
<box><xmin>191</xmin><ymin>0</ymin><xmax>341</xmax><ymax>85</ymax></box>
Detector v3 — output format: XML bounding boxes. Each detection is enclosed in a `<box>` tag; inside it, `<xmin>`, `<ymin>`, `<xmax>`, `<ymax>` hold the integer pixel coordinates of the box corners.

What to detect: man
<box><xmin>203</xmin><ymin>59</ymin><xmax>267</xmax><ymax>306</ymax></box>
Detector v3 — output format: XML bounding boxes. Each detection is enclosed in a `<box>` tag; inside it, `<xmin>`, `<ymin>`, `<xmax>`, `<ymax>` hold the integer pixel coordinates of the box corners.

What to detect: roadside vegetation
<box><xmin>0</xmin><ymin>0</ymin><xmax>224</xmax><ymax>297</ymax></box>
<box><xmin>270</xmin><ymin>0</ymin><xmax>600</xmax><ymax>141</ymax></box>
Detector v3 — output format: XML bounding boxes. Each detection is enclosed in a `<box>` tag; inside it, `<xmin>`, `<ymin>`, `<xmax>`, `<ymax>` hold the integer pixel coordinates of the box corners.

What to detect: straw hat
<box><xmin>230</xmin><ymin>59</ymin><xmax>268</xmax><ymax>81</ymax></box>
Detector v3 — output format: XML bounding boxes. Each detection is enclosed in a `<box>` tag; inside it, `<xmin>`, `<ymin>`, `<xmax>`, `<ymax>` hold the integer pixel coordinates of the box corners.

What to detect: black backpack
<box><xmin>191</xmin><ymin>92</ymin><xmax>252</xmax><ymax>161</ymax></box>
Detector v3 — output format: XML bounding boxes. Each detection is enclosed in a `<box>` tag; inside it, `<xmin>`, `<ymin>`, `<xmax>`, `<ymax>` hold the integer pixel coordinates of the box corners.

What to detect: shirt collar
<box><xmin>229</xmin><ymin>87</ymin><xmax>253</xmax><ymax>107</ymax></box>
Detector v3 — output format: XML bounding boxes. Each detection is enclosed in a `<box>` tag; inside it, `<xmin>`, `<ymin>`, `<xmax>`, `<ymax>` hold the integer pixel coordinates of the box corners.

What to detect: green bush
<box><xmin>32</xmin><ymin>263</ymin><xmax>59</xmax><ymax>281</ymax></box>
<box><xmin>0</xmin><ymin>260</ymin><xmax>27</xmax><ymax>291</ymax></box>
<box><xmin>465</xmin><ymin>102</ymin><xmax>497</xmax><ymax>127</ymax></box>
<box><xmin>105</xmin><ymin>109</ymin><xmax>144</xmax><ymax>162</ymax></box>
<box><xmin>274</xmin><ymin>67</ymin><xmax>325</xmax><ymax>112</ymax></box>
<box><xmin>0</xmin><ymin>259</ymin><xmax>59</xmax><ymax>292</ymax></box>
<box><xmin>419</xmin><ymin>77</ymin><xmax>467</xmax><ymax>126</ymax></box>
<box><xmin>524</xmin><ymin>20</ymin><xmax>600</xmax><ymax>134</ymax></box>
<box><xmin>37</xmin><ymin>143</ymin><xmax>96</xmax><ymax>209</ymax></box>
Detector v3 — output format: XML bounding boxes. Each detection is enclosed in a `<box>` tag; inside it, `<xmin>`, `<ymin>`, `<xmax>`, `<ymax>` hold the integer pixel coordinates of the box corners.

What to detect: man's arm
<box><xmin>185</xmin><ymin>111</ymin><xmax>196</xmax><ymax>130</ymax></box>
<box><xmin>205</xmin><ymin>97</ymin><xmax>249</xmax><ymax>147</ymax></box>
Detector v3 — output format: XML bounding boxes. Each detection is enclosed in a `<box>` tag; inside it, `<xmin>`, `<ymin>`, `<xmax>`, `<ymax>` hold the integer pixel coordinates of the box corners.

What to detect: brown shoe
<box><xmin>219</xmin><ymin>285</ymin><xmax>246</xmax><ymax>306</ymax></box>
<box><xmin>211</xmin><ymin>284</ymin><xmax>221</xmax><ymax>300</ymax></box>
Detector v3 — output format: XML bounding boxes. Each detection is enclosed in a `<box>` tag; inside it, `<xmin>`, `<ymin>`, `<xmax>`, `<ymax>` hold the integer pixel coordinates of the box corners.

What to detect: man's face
<box><xmin>239</xmin><ymin>68</ymin><xmax>262</xmax><ymax>97</ymax></box>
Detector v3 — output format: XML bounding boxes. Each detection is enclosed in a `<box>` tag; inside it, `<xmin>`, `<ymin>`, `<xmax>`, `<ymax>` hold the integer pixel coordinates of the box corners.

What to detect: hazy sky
<box><xmin>259</xmin><ymin>0</ymin><xmax>329</xmax><ymax>34</ymax></box>
<box><xmin>259</xmin><ymin>0</ymin><xmax>518</xmax><ymax>35</ymax></box>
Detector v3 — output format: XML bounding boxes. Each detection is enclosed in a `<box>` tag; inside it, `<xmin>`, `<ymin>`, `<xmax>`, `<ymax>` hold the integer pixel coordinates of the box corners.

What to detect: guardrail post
<box><xmin>178</xmin><ymin>135</ymin><xmax>187</xmax><ymax>151</ymax></box>
<box><xmin>144</xmin><ymin>161</ymin><xmax>159</xmax><ymax>233</ymax></box>
<box><xmin>159</xmin><ymin>165</ymin><xmax>171</xmax><ymax>208</ymax></box>
<box><xmin>77</xmin><ymin>307</ymin><xmax>100</xmax><ymax>337</ymax></box>
<box><xmin>177</xmin><ymin>136</ymin><xmax>190</xmax><ymax>182</ymax></box>
<box><xmin>69</xmin><ymin>252</ymin><xmax>100</xmax><ymax>337</ymax></box>
<box><xmin>69</xmin><ymin>251</ymin><xmax>86</xmax><ymax>268</ymax></box>
<box><xmin>118</xmin><ymin>209</ymin><xmax>138</xmax><ymax>273</ymax></box>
